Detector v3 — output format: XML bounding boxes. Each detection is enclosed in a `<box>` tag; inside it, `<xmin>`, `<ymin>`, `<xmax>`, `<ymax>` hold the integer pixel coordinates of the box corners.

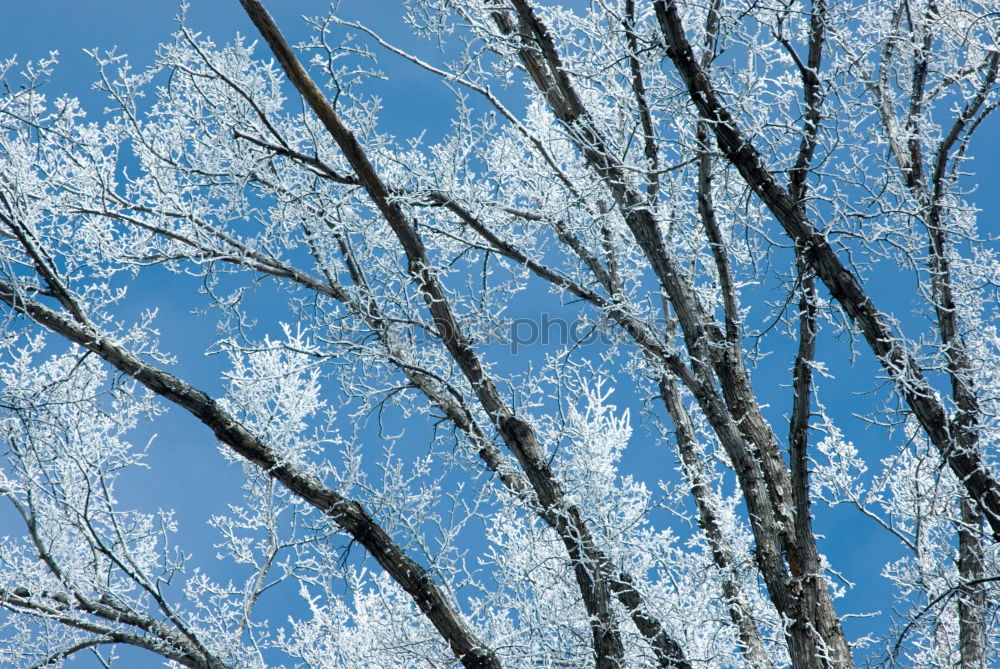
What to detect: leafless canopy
<box><xmin>0</xmin><ymin>0</ymin><xmax>998</xmax><ymax>667</ymax></box>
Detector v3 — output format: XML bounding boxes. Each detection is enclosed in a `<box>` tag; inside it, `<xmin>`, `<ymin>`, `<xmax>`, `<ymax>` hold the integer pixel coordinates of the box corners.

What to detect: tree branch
<box><xmin>0</xmin><ymin>281</ymin><xmax>501</xmax><ymax>669</ymax></box>
<box><xmin>654</xmin><ymin>0</ymin><xmax>1000</xmax><ymax>545</ymax></box>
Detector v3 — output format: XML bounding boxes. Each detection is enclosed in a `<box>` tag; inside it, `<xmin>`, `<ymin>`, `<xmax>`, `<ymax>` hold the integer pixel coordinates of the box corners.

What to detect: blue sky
<box><xmin>2</xmin><ymin>1</ymin><xmax>999</xmax><ymax>666</ymax></box>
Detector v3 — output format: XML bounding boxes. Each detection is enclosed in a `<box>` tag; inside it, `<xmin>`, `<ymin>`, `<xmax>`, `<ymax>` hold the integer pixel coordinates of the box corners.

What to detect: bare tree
<box><xmin>0</xmin><ymin>0</ymin><xmax>998</xmax><ymax>666</ymax></box>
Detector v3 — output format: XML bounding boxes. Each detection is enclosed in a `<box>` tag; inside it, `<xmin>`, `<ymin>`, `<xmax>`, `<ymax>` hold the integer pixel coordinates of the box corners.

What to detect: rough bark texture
<box><xmin>0</xmin><ymin>585</ymin><xmax>232</xmax><ymax>669</ymax></box>
<box><xmin>958</xmin><ymin>498</ymin><xmax>987</xmax><ymax>668</ymax></box>
<box><xmin>490</xmin><ymin>0</ymin><xmax>852</xmax><ymax>665</ymax></box>
<box><xmin>0</xmin><ymin>280</ymin><xmax>502</xmax><ymax>669</ymax></box>
<box><xmin>659</xmin><ymin>378</ymin><xmax>774</xmax><ymax>668</ymax></box>
<box><xmin>0</xmin><ymin>1</ymin><xmax>996</xmax><ymax>666</ymax></box>
<box><xmin>238</xmin><ymin>2</ymin><xmax>691</xmax><ymax>666</ymax></box>
<box><xmin>653</xmin><ymin>0</ymin><xmax>1000</xmax><ymax>546</ymax></box>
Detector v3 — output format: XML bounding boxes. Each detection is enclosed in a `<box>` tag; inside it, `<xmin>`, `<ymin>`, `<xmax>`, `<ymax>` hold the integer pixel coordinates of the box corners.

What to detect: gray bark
<box><xmin>490</xmin><ymin>0</ymin><xmax>852</xmax><ymax>664</ymax></box>
<box><xmin>0</xmin><ymin>280</ymin><xmax>502</xmax><ymax>669</ymax></box>
<box><xmin>653</xmin><ymin>0</ymin><xmax>1000</xmax><ymax>545</ymax></box>
<box><xmin>238</xmin><ymin>2</ymin><xmax>692</xmax><ymax>666</ymax></box>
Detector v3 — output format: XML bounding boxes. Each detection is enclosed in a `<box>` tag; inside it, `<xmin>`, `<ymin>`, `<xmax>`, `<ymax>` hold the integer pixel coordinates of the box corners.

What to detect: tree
<box><xmin>0</xmin><ymin>0</ymin><xmax>998</xmax><ymax>665</ymax></box>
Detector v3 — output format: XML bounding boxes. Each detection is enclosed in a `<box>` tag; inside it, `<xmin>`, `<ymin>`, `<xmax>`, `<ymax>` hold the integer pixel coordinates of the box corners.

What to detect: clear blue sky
<box><xmin>2</xmin><ymin>2</ymin><xmax>998</xmax><ymax>665</ymax></box>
